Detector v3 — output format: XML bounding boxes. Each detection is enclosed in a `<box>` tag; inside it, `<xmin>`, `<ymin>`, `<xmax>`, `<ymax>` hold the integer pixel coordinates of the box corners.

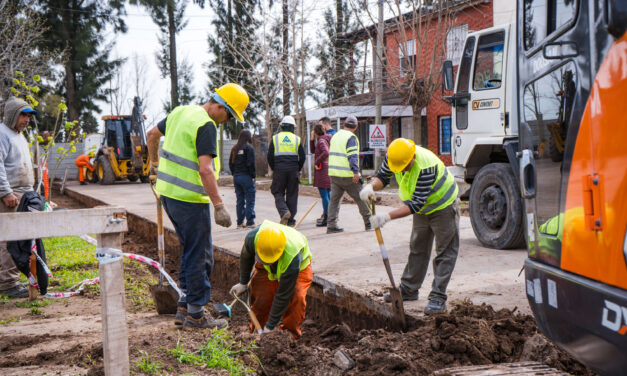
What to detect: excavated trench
<box><xmin>60</xmin><ymin>186</ymin><xmax>414</xmax><ymax>332</ymax></box>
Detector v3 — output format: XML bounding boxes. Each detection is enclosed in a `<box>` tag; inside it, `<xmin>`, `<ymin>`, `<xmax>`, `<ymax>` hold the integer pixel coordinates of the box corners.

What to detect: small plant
<box><xmin>135</xmin><ymin>350</ymin><xmax>162</xmax><ymax>375</ymax></box>
<box><xmin>15</xmin><ymin>299</ymin><xmax>52</xmax><ymax>308</ymax></box>
<box><xmin>29</xmin><ymin>307</ymin><xmax>43</xmax><ymax>315</ymax></box>
<box><xmin>0</xmin><ymin>295</ymin><xmax>9</xmax><ymax>304</ymax></box>
<box><xmin>168</xmin><ymin>330</ymin><xmax>260</xmax><ymax>375</ymax></box>
<box><xmin>0</xmin><ymin>316</ymin><xmax>21</xmax><ymax>325</ymax></box>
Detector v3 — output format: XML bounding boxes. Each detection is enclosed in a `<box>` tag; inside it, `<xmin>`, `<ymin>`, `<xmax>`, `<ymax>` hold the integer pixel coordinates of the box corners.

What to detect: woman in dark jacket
<box><xmin>229</xmin><ymin>129</ymin><xmax>256</xmax><ymax>228</ymax></box>
<box><xmin>309</xmin><ymin>123</ymin><xmax>332</xmax><ymax>226</ymax></box>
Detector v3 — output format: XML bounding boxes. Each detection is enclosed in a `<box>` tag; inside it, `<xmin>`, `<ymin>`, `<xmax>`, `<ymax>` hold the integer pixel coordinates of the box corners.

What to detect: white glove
<box><xmin>230</xmin><ymin>283</ymin><xmax>247</xmax><ymax>296</ymax></box>
<box><xmin>369</xmin><ymin>213</ymin><xmax>391</xmax><ymax>229</ymax></box>
<box><xmin>261</xmin><ymin>326</ymin><xmax>274</xmax><ymax>334</ymax></box>
<box><xmin>359</xmin><ymin>184</ymin><xmax>375</xmax><ymax>202</ymax></box>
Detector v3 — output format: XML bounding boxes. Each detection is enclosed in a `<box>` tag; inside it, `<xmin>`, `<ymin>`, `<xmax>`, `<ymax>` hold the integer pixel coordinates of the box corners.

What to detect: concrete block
<box><xmin>333</xmin><ymin>349</ymin><xmax>355</xmax><ymax>370</ymax></box>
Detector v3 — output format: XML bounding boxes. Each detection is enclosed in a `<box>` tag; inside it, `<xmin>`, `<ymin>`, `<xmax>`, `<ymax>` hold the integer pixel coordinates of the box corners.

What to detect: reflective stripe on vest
<box><xmin>254</xmin><ymin>220</ymin><xmax>312</xmax><ymax>281</ymax></box>
<box><xmin>155</xmin><ymin>105</ymin><xmax>220</xmax><ymax>203</ymax></box>
<box><xmin>395</xmin><ymin>146</ymin><xmax>458</xmax><ymax>215</ymax></box>
<box><xmin>328</xmin><ymin>129</ymin><xmax>359</xmax><ymax>177</ymax></box>
<box><xmin>273</xmin><ymin>132</ymin><xmax>300</xmax><ymax>156</ymax></box>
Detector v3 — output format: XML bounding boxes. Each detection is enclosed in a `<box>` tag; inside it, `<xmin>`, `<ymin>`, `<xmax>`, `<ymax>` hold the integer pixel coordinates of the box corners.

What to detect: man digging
<box><xmin>230</xmin><ymin>220</ymin><xmax>313</xmax><ymax>339</ymax></box>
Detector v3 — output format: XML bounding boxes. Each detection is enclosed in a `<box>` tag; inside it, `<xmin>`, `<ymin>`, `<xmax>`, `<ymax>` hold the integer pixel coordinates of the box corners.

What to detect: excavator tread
<box><xmin>432</xmin><ymin>361</ymin><xmax>567</xmax><ymax>376</ymax></box>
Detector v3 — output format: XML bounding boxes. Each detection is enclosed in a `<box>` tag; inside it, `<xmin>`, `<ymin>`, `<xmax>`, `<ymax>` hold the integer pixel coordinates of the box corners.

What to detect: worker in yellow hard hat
<box><xmin>75</xmin><ymin>153</ymin><xmax>95</xmax><ymax>185</ymax></box>
<box><xmin>359</xmin><ymin>138</ymin><xmax>459</xmax><ymax>315</ymax></box>
<box><xmin>230</xmin><ymin>220</ymin><xmax>313</xmax><ymax>339</ymax></box>
<box><xmin>147</xmin><ymin>83</ymin><xmax>249</xmax><ymax>330</ymax></box>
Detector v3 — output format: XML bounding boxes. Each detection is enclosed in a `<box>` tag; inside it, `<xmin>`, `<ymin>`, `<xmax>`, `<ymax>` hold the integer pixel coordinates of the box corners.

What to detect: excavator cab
<box><xmin>94</xmin><ymin>97</ymin><xmax>151</xmax><ymax>184</ymax></box>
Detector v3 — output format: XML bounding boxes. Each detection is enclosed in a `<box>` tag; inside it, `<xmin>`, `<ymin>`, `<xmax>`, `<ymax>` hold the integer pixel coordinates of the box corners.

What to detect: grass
<box><xmin>168</xmin><ymin>330</ymin><xmax>260</xmax><ymax>375</ymax></box>
<box><xmin>15</xmin><ymin>299</ymin><xmax>52</xmax><ymax>308</ymax></box>
<box><xmin>135</xmin><ymin>350</ymin><xmax>163</xmax><ymax>375</ymax></box>
<box><xmin>29</xmin><ymin>307</ymin><xmax>43</xmax><ymax>315</ymax></box>
<box><xmin>0</xmin><ymin>316</ymin><xmax>21</xmax><ymax>325</ymax></box>
<box><xmin>42</xmin><ymin>235</ymin><xmax>99</xmax><ymax>291</ymax></box>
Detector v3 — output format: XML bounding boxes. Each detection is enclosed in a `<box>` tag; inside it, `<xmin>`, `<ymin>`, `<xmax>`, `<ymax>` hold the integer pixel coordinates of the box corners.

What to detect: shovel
<box><xmin>148</xmin><ymin>181</ymin><xmax>180</xmax><ymax>314</ymax></box>
<box><xmin>369</xmin><ymin>197</ymin><xmax>407</xmax><ymax>329</ymax></box>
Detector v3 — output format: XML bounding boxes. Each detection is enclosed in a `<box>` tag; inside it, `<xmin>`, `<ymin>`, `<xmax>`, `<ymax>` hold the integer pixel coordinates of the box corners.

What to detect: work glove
<box><xmin>230</xmin><ymin>283</ymin><xmax>247</xmax><ymax>296</ymax></box>
<box><xmin>214</xmin><ymin>203</ymin><xmax>232</xmax><ymax>228</ymax></box>
<box><xmin>369</xmin><ymin>213</ymin><xmax>391</xmax><ymax>229</ymax></box>
<box><xmin>359</xmin><ymin>184</ymin><xmax>375</xmax><ymax>202</ymax></box>
<box><xmin>149</xmin><ymin>162</ymin><xmax>159</xmax><ymax>182</ymax></box>
<box><xmin>261</xmin><ymin>326</ymin><xmax>274</xmax><ymax>335</ymax></box>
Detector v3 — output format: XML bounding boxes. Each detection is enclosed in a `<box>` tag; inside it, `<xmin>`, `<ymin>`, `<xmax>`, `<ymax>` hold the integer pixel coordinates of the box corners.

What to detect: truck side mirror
<box><xmin>442</xmin><ymin>60</ymin><xmax>454</xmax><ymax>91</ymax></box>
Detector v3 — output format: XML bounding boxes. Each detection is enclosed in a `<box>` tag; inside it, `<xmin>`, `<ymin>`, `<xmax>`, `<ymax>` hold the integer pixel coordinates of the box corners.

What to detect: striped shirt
<box><xmin>376</xmin><ymin>155</ymin><xmax>437</xmax><ymax>214</ymax></box>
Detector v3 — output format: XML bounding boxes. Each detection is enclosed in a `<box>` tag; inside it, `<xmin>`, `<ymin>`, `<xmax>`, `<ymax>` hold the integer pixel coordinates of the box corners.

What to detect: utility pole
<box><xmin>374</xmin><ymin>0</ymin><xmax>384</xmax><ymax>171</ymax></box>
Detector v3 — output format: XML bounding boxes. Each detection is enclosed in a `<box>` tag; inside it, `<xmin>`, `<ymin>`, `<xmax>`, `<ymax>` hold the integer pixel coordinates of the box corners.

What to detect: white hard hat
<box><xmin>281</xmin><ymin>115</ymin><xmax>296</xmax><ymax>126</ymax></box>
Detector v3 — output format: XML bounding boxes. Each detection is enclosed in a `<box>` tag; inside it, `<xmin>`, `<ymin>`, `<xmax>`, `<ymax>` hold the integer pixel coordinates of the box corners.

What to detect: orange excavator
<box><xmin>516</xmin><ymin>1</ymin><xmax>627</xmax><ymax>375</ymax></box>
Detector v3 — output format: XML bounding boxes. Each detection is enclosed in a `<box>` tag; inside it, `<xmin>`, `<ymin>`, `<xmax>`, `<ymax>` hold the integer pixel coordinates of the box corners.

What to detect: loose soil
<box><xmin>0</xmin><ymin>194</ymin><xmax>590</xmax><ymax>375</ymax></box>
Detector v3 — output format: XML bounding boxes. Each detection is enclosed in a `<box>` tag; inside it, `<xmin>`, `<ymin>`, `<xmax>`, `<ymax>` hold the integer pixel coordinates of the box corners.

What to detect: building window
<box><xmin>446</xmin><ymin>24</ymin><xmax>468</xmax><ymax>65</ymax></box>
<box><xmin>439</xmin><ymin>116</ymin><xmax>452</xmax><ymax>155</ymax></box>
<box><xmin>398</xmin><ymin>38</ymin><xmax>416</xmax><ymax>75</ymax></box>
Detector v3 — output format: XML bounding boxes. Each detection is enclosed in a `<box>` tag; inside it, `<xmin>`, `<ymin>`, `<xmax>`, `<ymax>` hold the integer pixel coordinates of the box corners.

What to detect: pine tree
<box><xmin>162</xmin><ymin>58</ymin><xmax>197</xmax><ymax>112</ymax></box>
<box><xmin>206</xmin><ymin>0</ymin><xmax>261</xmax><ymax>137</ymax></box>
<box><xmin>35</xmin><ymin>0</ymin><xmax>128</xmax><ymax>133</ymax></box>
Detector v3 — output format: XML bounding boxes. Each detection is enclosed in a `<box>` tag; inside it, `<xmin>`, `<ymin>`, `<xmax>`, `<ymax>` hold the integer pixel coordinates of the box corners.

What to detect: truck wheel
<box><xmin>469</xmin><ymin>163</ymin><xmax>525</xmax><ymax>249</ymax></box>
<box><xmin>127</xmin><ymin>175</ymin><xmax>139</xmax><ymax>182</ymax></box>
<box><xmin>139</xmin><ymin>174</ymin><xmax>150</xmax><ymax>183</ymax></box>
<box><xmin>97</xmin><ymin>156</ymin><xmax>116</xmax><ymax>185</ymax></box>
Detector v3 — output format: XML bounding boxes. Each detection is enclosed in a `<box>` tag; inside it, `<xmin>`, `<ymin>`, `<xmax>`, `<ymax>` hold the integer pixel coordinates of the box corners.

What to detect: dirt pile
<box><xmin>251</xmin><ymin>301</ymin><xmax>594</xmax><ymax>375</ymax></box>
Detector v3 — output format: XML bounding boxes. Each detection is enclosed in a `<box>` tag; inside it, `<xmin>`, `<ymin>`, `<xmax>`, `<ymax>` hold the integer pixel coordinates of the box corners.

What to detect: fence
<box><xmin>39</xmin><ymin>142</ymin><xmax>85</xmax><ymax>180</ymax></box>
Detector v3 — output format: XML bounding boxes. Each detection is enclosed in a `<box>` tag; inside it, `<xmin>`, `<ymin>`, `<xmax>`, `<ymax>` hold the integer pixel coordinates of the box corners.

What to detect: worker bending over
<box><xmin>267</xmin><ymin>116</ymin><xmax>305</xmax><ymax>226</ymax></box>
<box><xmin>147</xmin><ymin>83</ymin><xmax>249</xmax><ymax>329</ymax></box>
<box><xmin>75</xmin><ymin>152</ymin><xmax>94</xmax><ymax>185</ymax></box>
<box><xmin>230</xmin><ymin>220</ymin><xmax>313</xmax><ymax>338</ymax></box>
<box><xmin>360</xmin><ymin>138</ymin><xmax>459</xmax><ymax>315</ymax></box>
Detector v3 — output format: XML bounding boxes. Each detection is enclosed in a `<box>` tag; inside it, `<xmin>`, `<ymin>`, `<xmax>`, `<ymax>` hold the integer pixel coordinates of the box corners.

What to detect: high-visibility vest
<box><xmin>328</xmin><ymin>129</ymin><xmax>359</xmax><ymax>177</ymax></box>
<box><xmin>273</xmin><ymin>131</ymin><xmax>300</xmax><ymax>168</ymax></box>
<box><xmin>254</xmin><ymin>220</ymin><xmax>312</xmax><ymax>282</ymax></box>
<box><xmin>155</xmin><ymin>105</ymin><xmax>220</xmax><ymax>203</ymax></box>
<box><xmin>395</xmin><ymin>146</ymin><xmax>457</xmax><ymax>215</ymax></box>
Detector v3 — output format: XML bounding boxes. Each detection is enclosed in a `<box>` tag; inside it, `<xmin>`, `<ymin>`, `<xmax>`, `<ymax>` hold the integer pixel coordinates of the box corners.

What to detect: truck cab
<box><xmin>443</xmin><ymin>23</ymin><xmax>524</xmax><ymax>249</ymax></box>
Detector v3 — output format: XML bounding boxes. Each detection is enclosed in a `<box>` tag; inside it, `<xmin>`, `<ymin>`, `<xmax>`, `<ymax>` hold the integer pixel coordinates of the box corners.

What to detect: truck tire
<box><xmin>97</xmin><ymin>156</ymin><xmax>116</xmax><ymax>185</ymax></box>
<box><xmin>139</xmin><ymin>174</ymin><xmax>150</xmax><ymax>183</ymax></box>
<box><xmin>469</xmin><ymin>163</ymin><xmax>525</xmax><ymax>249</ymax></box>
<box><xmin>127</xmin><ymin>175</ymin><xmax>139</xmax><ymax>182</ymax></box>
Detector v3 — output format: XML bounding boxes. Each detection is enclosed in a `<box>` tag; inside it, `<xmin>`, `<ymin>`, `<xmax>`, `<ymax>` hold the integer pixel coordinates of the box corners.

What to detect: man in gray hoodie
<box><xmin>0</xmin><ymin>97</ymin><xmax>37</xmax><ymax>298</ymax></box>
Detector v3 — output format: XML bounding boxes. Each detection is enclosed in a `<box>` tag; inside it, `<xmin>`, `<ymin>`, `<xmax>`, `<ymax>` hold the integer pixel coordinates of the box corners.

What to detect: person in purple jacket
<box><xmin>310</xmin><ymin>123</ymin><xmax>332</xmax><ymax>226</ymax></box>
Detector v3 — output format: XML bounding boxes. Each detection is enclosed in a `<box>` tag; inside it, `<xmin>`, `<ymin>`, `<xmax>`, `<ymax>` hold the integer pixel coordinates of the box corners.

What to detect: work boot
<box><xmin>316</xmin><ymin>214</ymin><xmax>327</xmax><ymax>227</ymax></box>
<box><xmin>364</xmin><ymin>221</ymin><xmax>372</xmax><ymax>231</ymax></box>
<box><xmin>316</xmin><ymin>213</ymin><xmax>325</xmax><ymax>225</ymax></box>
<box><xmin>384</xmin><ymin>285</ymin><xmax>417</xmax><ymax>303</ymax></box>
<box><xmin>182</xmin><ymin>311</ymin><xmax>228</xmax><ymax>330</ymax></box>
<box><xmin>424</xmin><ymin>300</ymin><xmax>446</xmax><ymax>315</ymax></box>
<box><xmin>280</xmin><ymin>212</ymin><xmax>291</xmax><ymax>225</ymax></box>
<box><xmin>174</xmin><ymin>305</ymin><xmax>187</xmax><ymax>326</ymax></box>
<box><xmin>0</xmin><ymin>285</ymin><xmax>28</xmax><ymax>298</ymax></box>
<box><xmin>326</xmin><ymin>226</ymin><xmax>344</xmax><ymax>234</ymax></box>
<box><xmin>287</xmin><ymin>218</ymin><xmax>296</xmax><ymax>227</ymax></box>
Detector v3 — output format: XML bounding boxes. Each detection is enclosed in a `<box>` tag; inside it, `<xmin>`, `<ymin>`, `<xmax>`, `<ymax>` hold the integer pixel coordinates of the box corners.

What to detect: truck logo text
<box><xmin>471</xmin><ymin>99</ymin><xmax>500</xmax><ymax>110</ymax></box>
<box><xmin>601</xmin><ymin>300</ymin><xmax>627</xmax><ymax>335</ymax></box>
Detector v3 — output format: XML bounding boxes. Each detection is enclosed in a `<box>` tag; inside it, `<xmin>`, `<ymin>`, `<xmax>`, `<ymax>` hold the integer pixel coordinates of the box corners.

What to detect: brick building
<box><xmin>306</xmin><ymin>0</ymin><xmax>513</xmax><ymax>167</ymax></box>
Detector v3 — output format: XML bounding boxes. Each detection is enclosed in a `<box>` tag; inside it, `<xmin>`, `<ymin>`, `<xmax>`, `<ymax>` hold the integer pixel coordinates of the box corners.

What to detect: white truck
<box><xmin>442</xmin><ymin>23</ymin><xmax>524</xmax><ymax>249</ymax></box>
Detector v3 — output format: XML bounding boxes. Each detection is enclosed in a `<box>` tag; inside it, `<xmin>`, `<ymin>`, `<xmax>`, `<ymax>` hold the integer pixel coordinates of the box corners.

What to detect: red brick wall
<box><xmin>385</xmin><ymin>1</ymin><xmax>493</xmax><ymax>165</ymax></box>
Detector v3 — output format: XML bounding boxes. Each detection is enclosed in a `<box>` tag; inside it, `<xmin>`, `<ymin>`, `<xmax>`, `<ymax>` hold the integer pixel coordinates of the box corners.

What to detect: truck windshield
<box><xmin>473</xmin><ymin>31</ymin><xmax>504</xmax><ymax>90</ymax></box>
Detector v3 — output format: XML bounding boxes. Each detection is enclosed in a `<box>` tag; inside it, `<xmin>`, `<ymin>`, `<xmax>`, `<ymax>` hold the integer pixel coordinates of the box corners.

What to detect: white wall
<box><xmin>493</xmin><ymin>0</ymin><xmax>516</xmax><ymax>26</ymax></box>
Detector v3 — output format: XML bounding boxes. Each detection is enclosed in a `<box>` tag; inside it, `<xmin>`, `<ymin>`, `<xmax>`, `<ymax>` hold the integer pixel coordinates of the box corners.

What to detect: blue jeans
<box><xmin>318</xmin><ymin>188</ymin><xmax>330</xmax><ymax>215</ymax></box>
<box><xmin>234</xmin><ymin>175</ymin><xmax>256</xmax><ymax>225</ymax></box>
<box><xmin>161</xmin><ymin>195</ymin><xmax>213</xmax><ymax>307</ymax></box>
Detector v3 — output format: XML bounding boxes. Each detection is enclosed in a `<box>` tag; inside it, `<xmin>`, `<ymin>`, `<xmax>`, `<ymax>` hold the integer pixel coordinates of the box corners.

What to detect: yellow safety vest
<box><xmin>395</xmin><ymin>146</ymin><xmax>457</xmax><ymax>215</ymax></box>
<box><xmin>155</xmin><ymin>105</ymin><xmax>220</xmax><ymax>203</ymax></box>
<box><xmin>328</xmin><ymin>129</ymin><xmax>359</xmax><ymax>177</ymax></box>
<box><xmin>254</xmin><ymin>220</ymin><xmax>312</xmax><ymax>281</ymax></box>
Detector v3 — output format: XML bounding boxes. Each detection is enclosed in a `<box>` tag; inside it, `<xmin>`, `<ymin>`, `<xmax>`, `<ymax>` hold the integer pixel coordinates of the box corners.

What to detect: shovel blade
<box><xmin>388</xmin><ymin>287</ymin><xmax>407</xmax><ymax>330</ymax></box>
<box><xmin>149</xmin><ymin>283</ymin><xmax>179</xmax><ymax>314</ymax></box>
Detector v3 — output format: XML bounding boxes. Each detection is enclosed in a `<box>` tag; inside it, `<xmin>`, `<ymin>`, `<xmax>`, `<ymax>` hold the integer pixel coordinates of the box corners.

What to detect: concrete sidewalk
<box><xmin>64</xmin><ymin>180</ymin><xmax>529</xmax><ymax>315</ymax></box>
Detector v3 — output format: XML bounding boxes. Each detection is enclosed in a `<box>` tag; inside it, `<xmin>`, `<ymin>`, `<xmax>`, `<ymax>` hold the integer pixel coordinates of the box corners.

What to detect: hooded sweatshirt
<box><xmin>0</xmin><ymin>97</ymin><xmax>35</xmax><ymax>197</ymax></box>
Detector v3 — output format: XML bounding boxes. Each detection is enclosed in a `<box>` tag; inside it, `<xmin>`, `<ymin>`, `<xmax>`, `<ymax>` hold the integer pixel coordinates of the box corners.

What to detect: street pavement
<box><xmin>66</xmin><ymin>180</ymin><xmax>530</xmax><ymax>315</ymax></box>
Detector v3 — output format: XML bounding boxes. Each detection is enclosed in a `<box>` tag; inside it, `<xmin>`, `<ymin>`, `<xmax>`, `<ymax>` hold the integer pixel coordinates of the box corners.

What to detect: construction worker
<box><xmin>146</xmin><ymin>83</ymin><xmax>249</xmax><ymax>329</ymax></box>
<box><xmin>267</xmin><ymin>116</ymin><xmax>305</xmax><ymax>226</ymax></box>
<box><xmin>230</xmin><ymin>220</ymin><xmax>312</xmax><ymax>339</ymax></box>
<box><xmin>326</xmin><ymin>116</ymin><xmax>371</xmax><ymax>233</ymax></box>
<box><xmin>360</xmin><ymin>138</ymin><xmax>459</xmax><ymax>315</ymax></box>
<box><xmin>75</xmin><ymin>152</ymin><xmax>95</xmax><ymax>185</ymax></box>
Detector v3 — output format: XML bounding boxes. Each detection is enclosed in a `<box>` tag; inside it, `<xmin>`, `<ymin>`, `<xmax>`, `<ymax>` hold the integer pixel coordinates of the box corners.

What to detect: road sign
<box><xmin>369</xmin><ymin>124</ymin><xmax>386</xmax><ymax>149</ymax></box>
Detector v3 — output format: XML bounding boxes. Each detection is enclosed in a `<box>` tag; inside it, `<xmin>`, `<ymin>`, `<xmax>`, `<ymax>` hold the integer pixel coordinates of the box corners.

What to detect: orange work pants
<box><xmin>75</xmin><ymin>159</ymin><xmax>94</xmax><ymax>182</ymax></box>
<box><xmin>249</xmin><ymin>262</ymin><xmax>312</xmax><ymax>339</ymax></box>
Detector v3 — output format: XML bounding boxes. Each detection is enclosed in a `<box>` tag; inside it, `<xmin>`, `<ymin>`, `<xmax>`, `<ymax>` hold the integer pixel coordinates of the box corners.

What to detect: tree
<box><xmin>349</xmin><ymin>0</ymin><xmax>456</xmax><ymax>145</ymax></box>
<box><xmin>162</xmin><ymin>57</ymin><xmax>197</xmax><ymax>112</ymax></box>
<box><xmin>35</xmin><ymin>0</ymin><xmax>128</xmax><ymax>133</ymax></box>
<box><xmin>0</xmin><ymin>0</ymin><xmax>59</xmax><ymax>101</ymax></box>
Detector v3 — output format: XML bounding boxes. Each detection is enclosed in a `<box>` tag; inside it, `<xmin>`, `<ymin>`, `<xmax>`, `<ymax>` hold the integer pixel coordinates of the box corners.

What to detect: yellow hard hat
<box><xmin>214</xmin><ymin>83</ymin><xmax>249</xmax><ymax>122</ymax></box>
<box><xmin>88</xmin><ymin>151</ymin><xmax>95</xmax><ymax>158</ymax></box>
<box><xmin>256</xmin><ymin>227</ymin><xmax>286</xmax><ymax>264</ymax></box>
<box><xmin>387</xmin><ymin>138</ymin><xmax>416</xmax><ymax>172</ymax></box>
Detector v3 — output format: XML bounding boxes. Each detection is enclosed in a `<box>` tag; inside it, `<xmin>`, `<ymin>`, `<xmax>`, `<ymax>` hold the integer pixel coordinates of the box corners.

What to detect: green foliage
<box><xmin>0</xmin><ymin>316</ymin><xmax>21</xmax><ymax>325</ymax></box>
<box><xmin>168</xmin><ymin>331</ymin><xmax>259</xmax><ymax>375</ymax></box>
<box><xmin>135</xmin><ymin>350</ymin><xmax>163</xmax><ymax>375</ymax></box>
<box><xmin>15</xmin><ymin>299</ymin><xmax>52</xmax><ymax>308</ymax></box>
<box><xmin>29</xmin><ymin>307</ymin><xmax>44</xmax><ymax>315</ymax></box>
<box><xmin>42</xmin><ymin>236</ymin><xmax>98</xmax><ymax>291</ymax></box>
